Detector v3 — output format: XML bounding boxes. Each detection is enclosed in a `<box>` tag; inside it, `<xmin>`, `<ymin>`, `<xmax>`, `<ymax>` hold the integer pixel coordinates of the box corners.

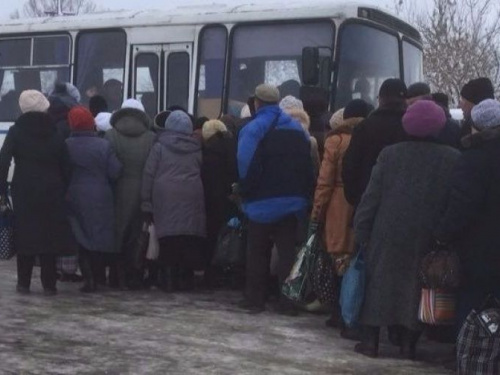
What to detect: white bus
<box><xmin>0</xmin><ymin>1</ymin><xmax>423</xmax><ymax>128</ymax></box>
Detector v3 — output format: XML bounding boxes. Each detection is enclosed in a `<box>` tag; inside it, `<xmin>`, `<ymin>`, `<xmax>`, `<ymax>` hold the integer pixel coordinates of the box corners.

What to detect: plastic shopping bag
<box><xmin>340</xmin><ymin>247</ymin><xmax>366</xmax><ymax>327</ymax></box>
<box><xmin>146</xmin><ymin>224</ymin><xmax>160</xmax><ymax>261</ymax></box>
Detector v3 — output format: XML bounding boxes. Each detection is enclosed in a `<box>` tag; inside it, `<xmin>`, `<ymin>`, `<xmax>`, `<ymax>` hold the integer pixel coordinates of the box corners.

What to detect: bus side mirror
<box><xmin>302</xmin><ymin>47</ymin><xmax>320</xmax><ymax>86</ymax></box>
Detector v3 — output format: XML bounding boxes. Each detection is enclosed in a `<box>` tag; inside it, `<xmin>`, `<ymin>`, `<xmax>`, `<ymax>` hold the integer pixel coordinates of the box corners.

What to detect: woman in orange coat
<box><xmin>311</xmin><ymin>99</ymin><xmax>373</xmax><ymax>327</ymax></box>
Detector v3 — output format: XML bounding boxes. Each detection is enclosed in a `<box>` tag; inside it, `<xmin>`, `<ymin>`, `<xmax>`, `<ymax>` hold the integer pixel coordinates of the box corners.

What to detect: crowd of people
<box><xmin>0</xmin><ymin>75</ymin><xmax>499</xmax><ymax>363</ymax></box>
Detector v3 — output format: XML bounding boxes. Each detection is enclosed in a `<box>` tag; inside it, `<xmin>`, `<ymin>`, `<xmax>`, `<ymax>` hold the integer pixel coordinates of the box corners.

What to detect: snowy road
<box><xmin>0</xmin><ymin>260</ymin><xmax>453</xmax><ymax>374</ymax></box>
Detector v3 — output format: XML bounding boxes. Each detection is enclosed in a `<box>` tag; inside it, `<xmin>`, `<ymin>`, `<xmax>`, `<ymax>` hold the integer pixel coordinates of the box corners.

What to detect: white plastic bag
<box><xmin>146</xmin><ymin>224</ymin><xmax>160</xmax><ymax>260</ymax></box>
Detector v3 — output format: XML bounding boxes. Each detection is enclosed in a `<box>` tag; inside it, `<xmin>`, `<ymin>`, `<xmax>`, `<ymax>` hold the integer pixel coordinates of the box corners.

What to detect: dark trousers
<box><xmin>17</xmin><ymin>254</ymin><xmax>57</xmax><ymax>290</ymax></box>
<box><xmin>245</xmin><ymin>215</ymin><xmax>298</xmax><ymax>307</ymax></box>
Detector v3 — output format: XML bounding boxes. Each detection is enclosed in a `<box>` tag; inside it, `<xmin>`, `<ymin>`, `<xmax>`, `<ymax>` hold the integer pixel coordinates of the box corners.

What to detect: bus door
<box><xmin>132</xmin><ymin>43</ymin><xmax>192</xmax><ymax>119</ymax></box>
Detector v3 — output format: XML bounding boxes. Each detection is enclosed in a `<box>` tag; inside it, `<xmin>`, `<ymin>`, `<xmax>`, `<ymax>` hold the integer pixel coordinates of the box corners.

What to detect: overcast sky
<box><xmin>0</xmin><ymin>0</ymin><xmax>400</xmax><ymax>20</ymax></box>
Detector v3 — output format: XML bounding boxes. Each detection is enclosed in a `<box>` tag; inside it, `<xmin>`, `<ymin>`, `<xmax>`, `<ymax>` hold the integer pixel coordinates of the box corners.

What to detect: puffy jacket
<box><xmin>238</xmin><ymin>105</ymin><xmax>314</xmax><ymax>223</ymax></box>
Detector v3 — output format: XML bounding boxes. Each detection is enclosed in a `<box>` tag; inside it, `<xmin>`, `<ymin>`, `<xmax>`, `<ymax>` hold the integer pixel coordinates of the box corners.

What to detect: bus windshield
<box><xmin>335</xmin><ymin>23</ymin><xmax>400</xmax><ymax>110</ymax></box>
<box><xmin>227</xmin><ymin>21</ymin><xmax>334</xmax><ymax>117</ymax></box>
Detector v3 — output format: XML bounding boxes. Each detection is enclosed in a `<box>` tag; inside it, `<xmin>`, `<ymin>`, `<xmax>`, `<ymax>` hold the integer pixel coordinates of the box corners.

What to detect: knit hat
<box><xmin>19</xmin><ymin>90</ymin><xmax>50</xmax><ymax>114</ymax></box>
<box><xmin>279</xmin><ymin>95</ymin><xmax>304</xmax><ymax>112</ymax></box>
<box><xmin>471</xmin><ymin>99</ymin><xmax>500</xmax><ymax>131</ymax></box>
<box><xmin>255</xmin><ymin>84</ymin><xmax>280</xmax><ymax>103</ymax></box>
<box><xmin>460</xmin><ymin>77</ymin><xmax>495</xmax><ymax>105</ymax></box>
<box><xmin>68</xmin><ymin>106</ymin><xmax>95</xmax><ymax>132</ymax></box>
<box><xmin>329</xmin><ymin>108</ymin><xmax>344</xmax><ymax>130</ymax></box>
<box><xmin>407</xmin><ymin>82</ymin><xmax>431</xmax><ymax>99</ymax></box>
<box><xmin>164</xmin><ymin>110</ymin><xmax>193</xmax><ymax>135</ymax></box>
<box><xmin>379</xmin><ymin>78</ymin><xmax>407</xmax><ymax>99</ymax></box>
<box><xmin>402</xmin><ymin>100</ymin><xmax>446</xmax><ymax>138</ymax></box>
<box><xmin>202</xmin><ymin>119</ymin><xmax>227</xmax><ymax>140</ymax></box>
<box><xmin>95</xmin><ymin>112</ymin><xmax>112</xmax><ymax>132</ymax></box>
<box><xmin>343</xmin><ymin>99</ymin><xmax>372</xmax><ymax>120</ymax></box>
<box><xmin>121</xmin><ymin>98</ymin><xmax>145</xmax><ymax>112</ymax></box>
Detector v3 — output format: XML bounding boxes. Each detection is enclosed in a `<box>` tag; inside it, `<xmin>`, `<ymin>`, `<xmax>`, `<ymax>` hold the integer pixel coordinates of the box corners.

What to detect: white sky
<box><xmin>0</xmin><ymin>0</ymin><xmax>400</xmax><ymax>20</ymax></box>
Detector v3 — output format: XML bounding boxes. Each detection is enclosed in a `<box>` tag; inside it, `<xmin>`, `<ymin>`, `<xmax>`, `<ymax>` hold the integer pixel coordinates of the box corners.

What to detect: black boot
<box><xmin>400</xmin><ymin>328</ymin><xmax>421</xmax><ymax>360</ymax></box>
<box><xmin>179</xmin><ymin>268</ymin><xmax>194</xmax><ymax>292</ymax></box>
<box><xmin>354</xmin><ymin>326</ymin><xmax>380</xmax><ymax>358</ymax></box>
<box><xmin>79</xmin><ymin>252</ymin><xmax>96</xmax><ymax>293</ymax></box>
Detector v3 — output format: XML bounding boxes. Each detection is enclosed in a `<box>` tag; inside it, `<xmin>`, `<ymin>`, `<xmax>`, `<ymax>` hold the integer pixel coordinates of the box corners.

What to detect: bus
<box><xmin>0</xmin><ymin>1</ymin><xmax>423</xmax><ymax>127</ymax></box>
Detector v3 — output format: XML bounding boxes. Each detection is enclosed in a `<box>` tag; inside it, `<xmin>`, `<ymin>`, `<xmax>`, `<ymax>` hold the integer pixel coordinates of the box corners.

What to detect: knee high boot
<box><xmin>354</xmin><ymin>326</ymin><xmax>380</xmax><ymax>358</ymax></box>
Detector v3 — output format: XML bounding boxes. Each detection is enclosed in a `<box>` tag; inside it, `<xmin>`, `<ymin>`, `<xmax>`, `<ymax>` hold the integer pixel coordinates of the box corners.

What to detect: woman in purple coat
<box><xmin>66</xmin><ymin>106</ymin><xmax>122</xmax><ymax>292</ymax></box>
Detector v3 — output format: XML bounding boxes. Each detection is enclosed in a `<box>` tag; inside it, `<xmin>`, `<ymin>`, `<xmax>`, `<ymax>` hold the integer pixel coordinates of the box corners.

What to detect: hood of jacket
<box><xmin>157</xmin><ymin>129</ymin><xmax>201</xmax><ymax>155</ymax></box>
<box><xmin>110</xmin><ymin>107</ymin><xmax>151</xmax><ymax>137</ymax></box>
<box><xmin>286</xmin><ymin>108</ymin><xmax>311</xmax><ymax>132</ymax></box>
<box><xmin>461</xmin><ymin>125</ymin><xmax>500</xmax><ymax>149</ymax></box>
<box><xmin>330</xmin><ymin>117</ymin><xmax>364</xmax><ymax>135</ymax></box>
<box><xmin>15</xmin><ymin>112</ymin><xmax>57</xmax><ymax>138</ymax></box>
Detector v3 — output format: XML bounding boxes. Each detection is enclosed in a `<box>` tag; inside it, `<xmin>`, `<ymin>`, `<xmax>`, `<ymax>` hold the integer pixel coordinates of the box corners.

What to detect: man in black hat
<box><xmin>342</xmin><ymin>78</ymin><xmax>408</xmax><ymax>209</ymax></box>
<box><xmin>459</xmin><ymin>77</ymin><xmax>495</xmax><ymax>137</ymax></box>
<box><xmin>406</xmin><ymin>82</ymin><xmax>432</xmax><ymax>106</ymax></box>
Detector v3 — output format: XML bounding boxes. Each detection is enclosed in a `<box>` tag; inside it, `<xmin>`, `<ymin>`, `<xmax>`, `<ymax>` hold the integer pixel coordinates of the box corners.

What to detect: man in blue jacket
<box><xmin>237</xmin><ymin>84</ymin><xmax>314</xmax><ymax>314</ymax></box>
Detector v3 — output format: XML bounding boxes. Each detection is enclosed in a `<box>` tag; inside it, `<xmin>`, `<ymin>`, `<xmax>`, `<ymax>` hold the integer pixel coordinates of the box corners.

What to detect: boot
<box><xmin>79</xmin><ymin>254</ymin><xmax>96</xmax><ymax>293</ymax></box>
<box><xmin>179</xmin><ymin>268</ymin><xmax>194</xmax><ymax>292</ymax></box>
<box><xmin>388</xmin><ymin>325</ymin><xmax>403</xmax><ymax>347</ymax></box>
<box><xmin>400</xmin><ymin>328</ymin><xmax>421</xmax><ymax>360</ymax></box>
<box><xmin>354</xmin><ymin>326</ymin><xmax>380</xmax><ymax>358</ymax></box>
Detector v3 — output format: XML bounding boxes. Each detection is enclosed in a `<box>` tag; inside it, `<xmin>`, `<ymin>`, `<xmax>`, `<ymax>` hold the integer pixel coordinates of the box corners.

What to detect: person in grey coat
<box><xmin>142</xmin><ymin>111</ymin><xmax>206</xmax><ymax>292</ymax></box>
<box><xmin>105</xmin><ymin>99</ymin><xmax>155</xmax><ymax>288</ymax></box>
<box><xmin>66</xmin><ymin>106</ymin><xmax>122</xmax><ymax>292</ymax></box>
<box><xmin>353</xmin><ymin>100</ymin><xmax>461</xmax><ymax>360</ymax></box>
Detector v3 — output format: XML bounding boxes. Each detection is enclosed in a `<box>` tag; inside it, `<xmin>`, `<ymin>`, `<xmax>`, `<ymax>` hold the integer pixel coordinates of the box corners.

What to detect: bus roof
<box><xmin>0</xmin><ymin>1</ymin><xmax>383</xmax><ymax>32</ymax></box>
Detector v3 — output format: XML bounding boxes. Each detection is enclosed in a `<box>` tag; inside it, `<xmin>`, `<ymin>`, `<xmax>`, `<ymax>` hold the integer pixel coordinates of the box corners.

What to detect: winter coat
<box><xmin>48</xmin><ymin>96</ymin><xmax>73</xmax><ymax>139</ymax></box>
<box><xmin>66</xmin><ymin>132</ymin><xmax>122</xmax><ymax>253</ymax></box>
<box><xmin>311</xmin><ymin>118</ymin><xmax>363</xmax><ymax>256</ymax></box>
<box><xmin>202</xmin><ymin>131</ymin><xmax>238</xmax><ymax>243</ymax></box>
<box><xmin>141</xmin><ymin>130</ymin><xmax>206</xmax><ymax>239</ymax></box>
<box><xmin>354</xmin><ymin>141</ymin><xmax>460</xmax><ymax>329</ymax></box>
<box><xmin>238</xmin><ymin>105</ymin><xmax>314</xmax><ymax>224</ymax></box>
<box><xmin>0</xmin><ymin>112</ymin><xmax>75</xmax><ymax>256</ymax></box>
<box><xmin>435</xmin><ymin>126</ymin><xmax>500</xmax><ymax>289</ymax></box>
<box><xmin>437</xmin><ymin>118</ymin><xmax>461</xmax><ymax>149</ymax></box>
<box><xmin>106</xmin><ymin>108</ymin><xmax>155</xmax><ymax>252</ymax></box>
<box><xmin>342</xmin><ymin>103</ymin><xmax>407</xmax><ymax>208</ymax></box>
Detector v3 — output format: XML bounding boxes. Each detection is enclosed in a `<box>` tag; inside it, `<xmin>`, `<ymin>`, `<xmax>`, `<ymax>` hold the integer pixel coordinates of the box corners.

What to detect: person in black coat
<box><xmin>0</xmin><ymin>90</ymin><xmax>74</xmax><ymax>295</ymax></box>
<box><xmin>201</xmin><ymin>120</ymin><xmax>238</xmax><ymax>268</ymax></box>
<box><xmin>435</xmin><ymin>98</ymin><xmax>500</xmax><ymax>328</ymax></box>
<box><xmin>342</xmin><ymin>78</ymin><xmax>408</xmax><ymax>208</ymax></box>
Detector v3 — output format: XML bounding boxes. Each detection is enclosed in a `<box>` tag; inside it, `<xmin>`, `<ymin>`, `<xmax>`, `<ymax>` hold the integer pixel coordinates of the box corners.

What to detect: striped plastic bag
<box><xmin>418</xmin><ymin>288</ymin><xmax>456</xmax><ymax>325</ymax></box>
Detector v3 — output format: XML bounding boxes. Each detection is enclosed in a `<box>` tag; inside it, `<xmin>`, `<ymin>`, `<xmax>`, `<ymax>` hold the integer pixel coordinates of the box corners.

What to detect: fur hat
<box><xmin>471</xmin><ymin>99</ymin><xmax>500</xmax><ymax>131</ymax></box>
<box><xmin>255</xmin><ymin>84</ymin><xmax>280</xmax><ymax>103</ymax></box>
<box><xmin>202</xmin><ymin>119</ymin><xmax>227</xmax><ymax>140</ymax></box>
<box><xmin>460</xmin><ymin>77</ymin><xmax>495</xmax><ymax>105</ymax></box>
<box><xmin>19</xmin><ymin>90</ymin><xmax>50</xmax><ymax>114</ymax></box>
<box><xmin>164</xmin><ymin>110</ymin><xmax>193</xmax><ymax>135</ymax></box>
<box><xmin>68</xmin><ymin>106</ymin><xmax>95</xmax><ymax>132</ymax></box>
<box><xmin>279</xmin><ymin>95</ymin><xmax>304</xmax><ymax>112</ymax></box>
<box><xmin>329</xmin><ymin>108</ymin><xmax>345</xmax><ymax>130</ymax></box>
<box><xmin>402</xmin><ymin>100</ymin><xmax>446</xmax><ymax>138</ymax></box>
<box><xmin>121</xmin><ymin>98</ymin><xmax>145</xmax><ymax>112</ymax></box>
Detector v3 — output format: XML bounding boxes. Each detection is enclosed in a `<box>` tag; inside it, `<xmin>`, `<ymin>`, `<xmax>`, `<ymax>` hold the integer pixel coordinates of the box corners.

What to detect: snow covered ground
<box><xmin>0</xmin><ymin>260</ymin><xmax>453</xmax><ymax>374</ymax></box>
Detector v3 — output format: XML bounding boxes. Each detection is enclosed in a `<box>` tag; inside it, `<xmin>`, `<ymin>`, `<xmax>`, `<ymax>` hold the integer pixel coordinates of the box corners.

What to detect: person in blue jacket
<box><xmin>237</xmin><ymin>83</ymin><xmax>314</xmax><ymax>315</ymax></box>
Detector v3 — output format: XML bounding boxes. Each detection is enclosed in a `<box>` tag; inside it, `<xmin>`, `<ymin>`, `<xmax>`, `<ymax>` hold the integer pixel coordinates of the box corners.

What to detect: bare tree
<box><xmin>396</xmin><ymin>0</ymin><xmax>500</xmax><ymax>102</ymax></box>
<box><xmin>13</xmin><ymin>0</ymin><xmax>97</xmax><ymax>18</ymax></box>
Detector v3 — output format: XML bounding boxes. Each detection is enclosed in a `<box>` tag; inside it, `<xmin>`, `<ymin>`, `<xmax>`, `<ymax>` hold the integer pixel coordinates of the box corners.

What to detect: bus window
<box><xmin>196</xmin><ymin>26</ymin><xmax>227</xmax><ymax>118</ymax></box>
<box><xmin>335</xmin><ymin>23</ymin><xmax>400</xmax><ymax>109</ymax></box>
<box><xmin>0</xmin><ymin>35</ymin><xmax>70</xmax><ymax>121</ymax></box>
<box><xmin>76</xmin><ymin>30</ymin><xmax>126</xmax><ymax>111</ymax></box>
<box><xmin>135</xmin><ymin>53</ymin><xmax>159</xmax><ymax>119</ymax></box>
<box><xmin>167</xmin><ymin>52</ymin><xmax>189</xmax><ymax>111</ymax></box>
<box><xmin>403</xmin><ymin>41</ymin><xmax>423</xmax><ymax>86</ymax></box>
<box><xmin>228</xmin><ymin>21</ymin><xmax>334</xmax><ymax>117</ymax></box>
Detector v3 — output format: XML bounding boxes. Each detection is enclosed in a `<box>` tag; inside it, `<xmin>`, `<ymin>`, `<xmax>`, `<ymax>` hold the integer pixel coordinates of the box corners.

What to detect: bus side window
<box><xmin>167</xmin><ymin>52</ymin><xmax>190</xmax><ymax>111</ymax></box>
<box><xmin>76</xmin><ymin>30</ymin><xmax>127</xmax><ymax>111</ymax></box>
<box><xmin>196</xmin><ymin>26</ymin><xmax>227</xmax><ymax>119</ymax></box>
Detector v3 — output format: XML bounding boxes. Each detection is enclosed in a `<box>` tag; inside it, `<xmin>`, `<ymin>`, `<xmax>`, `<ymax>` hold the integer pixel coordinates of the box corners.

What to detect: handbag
<box><xmin>311</xmin><ymin>238</ymin><xmax>336</xmax><ymax>306</ymax></box>
<box><xmin>457</xmin><ymin>296</ymin><xmax>500</xmax><ymax>375</ymax></box>
<box><xmin>212</xmin><ymin>218</ymin><xmax>245</xmax><ymax>267</ymax></box>
<box><xmin>418</xmin><ymin>288</ymin><xmax>456</xmax><ymax>325</ymax></box>
<box><xmin>282</xmin><ymin>232</ymin><xmax>318</xmax><ymax>303</ymax></box>
<box><xmin>420</xmin><ymin>249</ymin><xmax>461</xmax><ymax>290</ymax></box>
<box><xmin>0</xmin><ymin>199</ymin><xmax>15</xmax><ymax>260</ymax></box>
<box><xmin>340</xmin><ymin>246</ymin><xmax>366</xmax><ymax>327</ymax></box>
